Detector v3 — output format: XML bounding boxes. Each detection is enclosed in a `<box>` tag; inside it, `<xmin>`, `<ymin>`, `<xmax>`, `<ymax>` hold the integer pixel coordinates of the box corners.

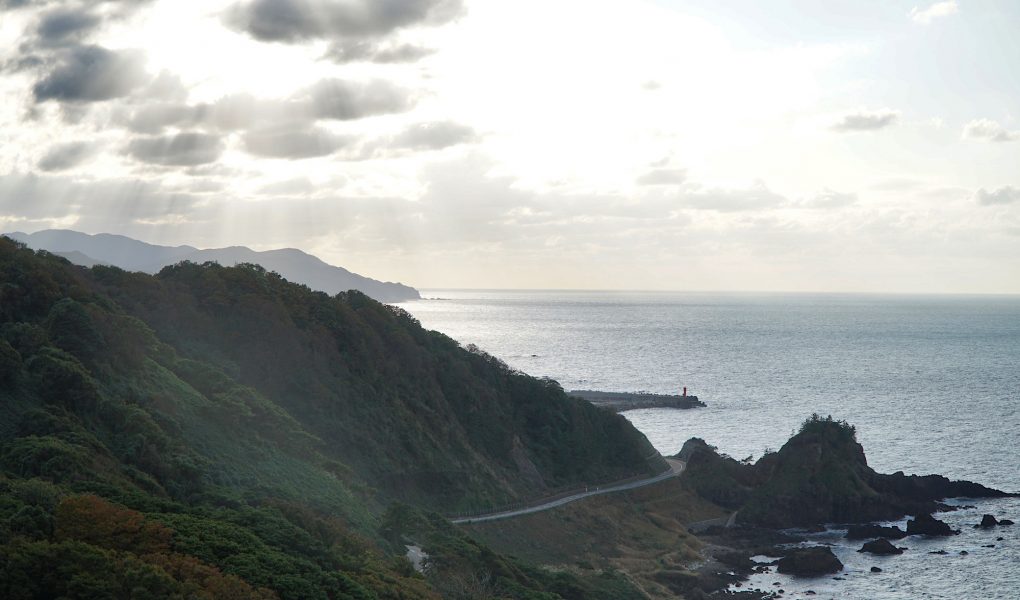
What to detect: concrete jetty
<box><xmin>569</xmin><ymin>390</ymin><xmax>705</xmax><ymax>412</ymax></box>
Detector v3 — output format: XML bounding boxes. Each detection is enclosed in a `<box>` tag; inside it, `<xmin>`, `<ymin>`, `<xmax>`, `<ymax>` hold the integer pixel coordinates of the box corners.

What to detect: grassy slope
<box><xmin>463</xmin><ymin>478</ymin><xmax>722</xmax><ymax>600</ymax></box>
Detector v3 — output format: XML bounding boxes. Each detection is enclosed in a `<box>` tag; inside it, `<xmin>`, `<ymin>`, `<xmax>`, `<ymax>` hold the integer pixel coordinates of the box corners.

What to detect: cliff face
<box><xmin>681</xmin><ymin>416</ymin><xmax>1009</xmax><ymax>528</ymax></box>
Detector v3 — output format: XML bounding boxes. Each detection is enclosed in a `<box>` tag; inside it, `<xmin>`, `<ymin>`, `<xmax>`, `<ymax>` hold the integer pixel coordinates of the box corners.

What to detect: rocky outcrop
<box><xmin>858</xmin><ymin>538</ymin><xmax>903</xmax><ymax>555</ymax></box>
<box><xmin>906</xmin><ymin>514</ymin><xmax>958</xmax><ymax>536</ymax></box>
<box><xmin>680</xmin><ymin>415</ymin><xmax>1012</xmax><ymax>529</ymax></box>
<box><xmin>975</xmin><ymin>514</ymin><xmax>1014</xmax><ymax>528</ymax></box>
<box><xmin>776</xmin><ymin>547</ymin><xmax>843</xmax><ymax>576</ymax></box>
<box><xmin>846</xmin><ymin>524</ymin><xmax>907</xmax><ymax>540</ymax></box>
<box><xmin>870</xmin><ymin>471</ymin><xmax>1008</xmax><ymax>504</ymax></box>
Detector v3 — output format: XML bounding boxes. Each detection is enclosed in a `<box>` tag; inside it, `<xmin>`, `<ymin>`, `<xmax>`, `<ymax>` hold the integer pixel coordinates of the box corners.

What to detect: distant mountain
<box><xmin>52</xmin><ymin>250</ymin><xmax>109</xmax><ymax>268</ymax></box>
<box><xmin>5</xmin><ymin>229</ymin><xmax>419</xmax><ymax>302</ymax></box>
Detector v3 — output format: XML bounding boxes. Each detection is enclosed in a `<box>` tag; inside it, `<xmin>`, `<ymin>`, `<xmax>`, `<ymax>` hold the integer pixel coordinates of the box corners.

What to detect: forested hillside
<box><xmin>0</xmin><ymin>237</ymin><xmax>661</xmax><ymax>598</ymax></box>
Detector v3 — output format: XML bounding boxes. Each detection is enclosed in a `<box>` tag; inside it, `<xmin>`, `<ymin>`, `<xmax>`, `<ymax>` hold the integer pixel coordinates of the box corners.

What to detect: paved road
<box><xmin>452</xmin><ymin>458</ymin><xmax>686</xmax><ymax>525</ymax></box>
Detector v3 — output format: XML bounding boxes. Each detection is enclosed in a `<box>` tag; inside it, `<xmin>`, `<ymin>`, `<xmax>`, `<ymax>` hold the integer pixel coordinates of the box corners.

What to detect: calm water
<box><xmin>398</xmin><ymin>290</ymin><xmax>1020</xmax><ymax>599</ymax></box>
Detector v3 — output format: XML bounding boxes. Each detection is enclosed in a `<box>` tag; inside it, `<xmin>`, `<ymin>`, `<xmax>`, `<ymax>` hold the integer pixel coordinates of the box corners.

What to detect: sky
<box><xmin>0</xmin><ymin>0</ymin><xmax>1018</xmax><ymax>293</ymax></box>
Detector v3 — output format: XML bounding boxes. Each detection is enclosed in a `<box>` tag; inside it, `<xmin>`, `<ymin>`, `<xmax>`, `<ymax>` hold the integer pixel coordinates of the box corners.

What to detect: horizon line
<box><xmin>410</xmin><ymin>288</ymin><xmax>1020</xmax><ymax>298</ymax></box>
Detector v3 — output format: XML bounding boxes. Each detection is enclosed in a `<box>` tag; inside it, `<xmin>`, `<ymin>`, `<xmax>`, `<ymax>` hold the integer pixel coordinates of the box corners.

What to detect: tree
<box><xmin>0</xmin><ymin>339</ymin><xmax>21</xmax><ymax>382</ymax></box>
<box><xmin>55</xmin><ymin>495</ymin><xmax>172</xmax><ymax>554</ymax></box>
<box><xmin>26</xmin><ymin>347</ymin><xmax>99</xmax><ymax>413</ymax></box>
<box><xmin>46</xmin><ymin>298</ymin><xmax>104</xmax><ymax>363</ymax></box>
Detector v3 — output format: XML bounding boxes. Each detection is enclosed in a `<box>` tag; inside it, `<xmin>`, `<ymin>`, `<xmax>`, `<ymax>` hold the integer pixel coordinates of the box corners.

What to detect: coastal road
<box><xmin>451</xmin><ymin>458</ymin><xmax>685</xmax><ymax>525</ymax></box>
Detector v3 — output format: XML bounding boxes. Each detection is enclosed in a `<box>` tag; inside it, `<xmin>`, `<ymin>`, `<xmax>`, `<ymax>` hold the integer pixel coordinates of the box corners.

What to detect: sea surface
<box><xmin>398</xmin><ymin>290</ymin><xmax>1020</xmax><ymax>599</ymax></box>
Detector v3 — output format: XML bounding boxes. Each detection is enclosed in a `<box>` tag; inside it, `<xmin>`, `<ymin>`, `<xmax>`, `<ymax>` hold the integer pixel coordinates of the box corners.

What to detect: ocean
<box><xmin>397</xmin><ymin>290</ymin><xmax>1020</xmax><ymax>599</ymax></box>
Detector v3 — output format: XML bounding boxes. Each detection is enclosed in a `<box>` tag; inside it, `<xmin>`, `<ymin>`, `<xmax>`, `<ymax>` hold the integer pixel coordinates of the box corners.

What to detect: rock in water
<box><xmin>776</xmin><ymin>547</ymin><xmax>844</xmax><ymax>576</ymax></box>
<box><xmin>858</xmin><ymin>538</ymin><xmax>904</xmax><ymax>555</ymax></box>
<box><xmin>976</xmin><ymin>514</ymin><xmax>999</xmax><ymax>528</ymax></box>
<box><xmin>846</xmin><ymin>524</ymin><xmax>908</xmax><ymax>540</ymax></box>
<box><xmin>906</xmin><ymin>513</ymin><xmax>958</xmax><ymax>536</ymax></box>
<box><xmin>871</xmin><ymin>566</ymin><xmax>883</xmax><ymax>573</ymax></box>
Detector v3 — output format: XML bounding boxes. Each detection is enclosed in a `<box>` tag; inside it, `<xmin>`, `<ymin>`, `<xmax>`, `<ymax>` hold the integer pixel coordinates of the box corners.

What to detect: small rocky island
<box><xmin>569</xmin><ymin>389</ymin><xmax>706</xmax><ymax>412</ymax></box>
<box><xmin>674</xmin><ymin>415</ymin><xmax>1017</xmax><ymax>598</ymax></box>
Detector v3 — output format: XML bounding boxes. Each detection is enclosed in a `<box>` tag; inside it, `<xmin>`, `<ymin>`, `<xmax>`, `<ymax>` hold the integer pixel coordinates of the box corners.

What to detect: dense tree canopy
<box><xmin>0</xmin><ymin>237</ymin><xmax>660</xmax><ymax>598</ymax></box>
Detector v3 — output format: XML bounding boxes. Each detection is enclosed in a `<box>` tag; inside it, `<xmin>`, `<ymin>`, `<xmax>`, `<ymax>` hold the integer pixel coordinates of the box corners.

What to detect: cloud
<box><xmin>636</xmin><ymin>168</ymin><xmax>687</xmax><ymax>186</ymax></box>
<box><xmin>389</xmin><ymin>121</ymin><xmax>477</xmax><ymax>150</ymax></box>
<box><xmin>974</xmin><ymin>186</ymin><xmax>1020</xmax><ymax>206</ymax></box>
<box><xmin>869</xmin><ymin>178</ymin><xmax>923</xmax><ymax>192</ymax></box>
<box><xmin>127</xmin><ymin>133</ymin><xmax>225</xmax><ymax>166</ymax></box>
<box><xmin>227</xmin><ymin>0</ymin><xmax>463</xmax><ymax>43</ymax></box>
<box><xmin>830</xmin><ymin>109</ymin><xmax>899</xmax><ymax>132</ymax></box>
<box><xmin>119</xmin><ymin>78</ymin><xmax>414</xmax><ymax>136</ymax></box>
<box><xmin>0</xmin><ymin>172</ymin><xmax>199</xmax><ymax>228</ymax></box>
<box><xmin>122</xmin><ymin>102</ymin><xmax>205</xmax><ymax>133</ymax></box>
<box><xmin>680</xmin><ymin>183</ymin><xmax>786</xmax><ymax>212</ymax></box>
<box><xmin>962</xmin><ymin>119</ymin><xmax>1020</xmax><ymax>142</ymax></box>
<box><xmin>910</xmin><ymin>1</ymin><xmax>958</xmax><ymax>24</ymax></box>
<box><xmin>306</xmin><ymin>78</ymin><xmax>413</xmax><ymax>120</ymax></box>
<box><xmin>38</xmin><ymin>141</ymin><xmax>95</xmax><ymax>171</ymax></box>
<box><xmin>36</xmin><ymin>8</ymin><xmax>102</xmax><ymax>45</ymax></box>
<box><xmin>798</xmin><ymin>189</ymin><xmax>857</xmax><ymax>209</ymax></box>
<box><xmin>323</xmin><ymin>40</ymin><xmax>434</xmax><ymax>64</ymax></box>
<box><xmin>243</xmin><ymin>126</ymin><xmax>352</xmax><ymax>159</ymax></box>
<box><xmin>33</xmin><ymin>45</ymin><xmax>149</xmax><ymax>103</ymax></box>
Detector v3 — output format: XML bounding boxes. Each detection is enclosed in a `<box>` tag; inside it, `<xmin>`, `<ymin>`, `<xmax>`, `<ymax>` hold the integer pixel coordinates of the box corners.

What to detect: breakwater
<box><xmin>569</xmin><ymin>390</ymin><xmax>705</xmax><ymax>412</ymax></box>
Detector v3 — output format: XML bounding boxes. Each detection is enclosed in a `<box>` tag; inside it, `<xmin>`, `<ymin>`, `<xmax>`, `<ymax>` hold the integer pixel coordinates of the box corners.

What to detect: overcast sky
<box><xmin>1</xmin><ymin>0</ymin><xmax>1018</xmax><ymax>293</ymax></box>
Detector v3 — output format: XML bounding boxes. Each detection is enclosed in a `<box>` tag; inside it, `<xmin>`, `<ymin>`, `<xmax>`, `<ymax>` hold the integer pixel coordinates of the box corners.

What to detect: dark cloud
<box><xmin>36</xmin><ymin>8</ymin><xmax>101</xmax><ymax>45</ymax></box>
<box><xmin>975</xmin><ymin>186</ymin><xmax>1020</xmax><ymax>206</ymax></box>
<box><xmin>227</xmin><ymin>0</ymin><xmax>463</xmax><ymax>43</ymax></box>
<box><xmin>243</xmin><ymin>126</ymin><xmax>352</xmax><ymax>159</ymax></box>
<box><xmin>830</xmin><ymin>109</ymin><xmax>899</xmax><ymax>132</ymax></box>
<box><xmin>307</xmin><ymin>78</ymin><xmax>413</xmax><ymax>120</ymax></box>
<box><xmin>390</xmin><ymin>121</ymin><xmax>477</xmax><ymax>150</ymax></box>
<box><xmin>323</xmin><ymin>40</ymin><xmax>434</xmax><ymax>64</ymax></box>
<box><xmin>127</xmin><ymin>132</ymin><xmax>224</xmax><ymax>166</ymax></box>
<box><xmin>38</xmin><ymin>141</ymin><xmax>95</xmax><ymax>171</ymax></box>
<box><xmin>636</xmin><ymin>168</ymin><xmax>687</xmax><ymax>186</ymax></box>
<box><xmin>1</xmin><ymin>0</ymin><xmax>44</xmax><ymax>9</ymax></box>
<box><xmin>33</xmin><ymin>45</ymin><xmax>149</xmax><ymax>103</ymax></box>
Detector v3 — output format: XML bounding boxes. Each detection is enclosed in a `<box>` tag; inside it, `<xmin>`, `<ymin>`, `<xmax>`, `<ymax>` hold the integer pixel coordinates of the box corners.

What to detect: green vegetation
<box><xmin>382</xmin><ymin>504</ymin><xmax>648</xmax><ymax>600</ymax></box>
<box><xmin>463</xmin><ymin>478</ymin><xmax>719</xmax><ymax>600</ymax></box>
<box><xmin>0</xmin><ymin>238</ymin><xmax>660</xmax><ymax>598</ymax></box>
